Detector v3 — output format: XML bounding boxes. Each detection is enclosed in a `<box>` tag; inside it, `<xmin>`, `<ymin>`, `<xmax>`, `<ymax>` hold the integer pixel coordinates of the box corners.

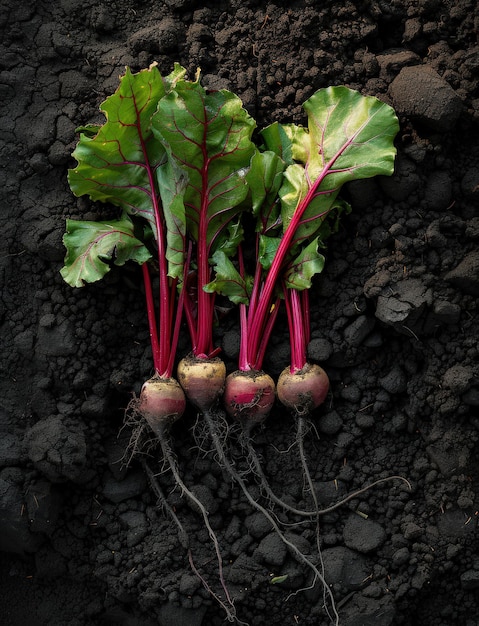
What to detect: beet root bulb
<box><xmin>277</xmin><ymin>363</ymin><xmax>329</xmax><ymax>416</ymax></box>
<box><xmin>177</xmin><ymin>354</ymin><xmax>226</xmax><ymax>411</ymax></box>
<box><xmin>138</xmin><ymin>376</ymin><xmax>186</xmax><ymax>437</ymax></box>
<box><xmin>224</xmin><ymin>370</ymin><xmax>276</xmax><ymax>424</ymax></box>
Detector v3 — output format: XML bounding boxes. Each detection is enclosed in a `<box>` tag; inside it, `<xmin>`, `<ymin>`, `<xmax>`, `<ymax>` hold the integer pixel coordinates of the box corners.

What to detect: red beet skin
<box><xmin>277</xmin><ymin>363</ymin><xmax>329</xmax><ymax>415</ymax></box>
<box><xmin>139</xmin><ymin>377</ymin><xmax>186</xmax><ymax>436</ymax></box>
<box><xmin>224</xmin><ymin>370</ymin><xmax>276</xmax><ymax>423</ymax></box>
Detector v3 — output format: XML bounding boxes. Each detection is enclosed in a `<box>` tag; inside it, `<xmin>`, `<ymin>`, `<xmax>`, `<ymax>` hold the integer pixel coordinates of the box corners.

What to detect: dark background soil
<box><xmin>1</xmin><ymin>0</ymin><xmax>479</xmax><ymax>625</ymax></box>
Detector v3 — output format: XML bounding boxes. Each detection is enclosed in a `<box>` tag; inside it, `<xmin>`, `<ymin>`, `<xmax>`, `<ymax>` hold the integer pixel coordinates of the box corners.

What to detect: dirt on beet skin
<box><xmin>1</xmin><ymin>0</ymin><xmax>479</xmax><ymax>625</ymax></box>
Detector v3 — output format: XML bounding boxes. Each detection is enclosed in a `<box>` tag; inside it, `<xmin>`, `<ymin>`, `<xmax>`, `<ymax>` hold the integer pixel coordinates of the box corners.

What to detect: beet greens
<box><xmin>214</xmin><ymin>87</ymin><xmax>399</xmax><ymax>374</ymax></box>
<box><xmin>62</xmin><ymin>63</ymin><xmax>188</xmax><ymax>379</ymax></box>
<box><xmin>153</xmin><ymin>75</ymin><xmax>256</xmax><ymax>360</ymax></box>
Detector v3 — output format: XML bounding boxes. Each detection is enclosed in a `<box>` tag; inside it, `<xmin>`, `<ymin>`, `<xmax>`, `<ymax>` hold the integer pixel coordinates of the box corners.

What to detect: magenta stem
<box><xmin>247</xmin><ymin>259</ymin><xmax>263</xmax><ymax>329</ymax></box>
<box><xmin>182</xmin><ymin>243</ymin><xmax>198</xmax><ymax>352</ymax></box>
<box><xmin>194</xmin><ymin>146</ymin><xmax>213</xmax><ymax>358</ymax></box>
<box><xmin>302</xmin><ymin>289</ymin><xmax>311</xmax><ymax>346</ymax></box>
<box><xmin>247</xmin><ymin>205</ymin><xmax>305</xmax><ymax>364</ymax></box>
<box><xmin>142</xmin><ymin>263</ymin><xmax>162</xmax><ymax>375</ymax></box>
<box><xmin>237</xmin><ymin>247</ymin><xmax>250</xmax><ymax>371</ymax></box>
<box><xmin>252</xmin><ymin>297</ymin><xmax>281</xmax><ymax>371</ymax></box>
<box><xmin>284</xmin><ymin>287</ymin><xmax>307</xmax><ymax>373</ymax></box>
<box><xmin>166</xmin><ymin>280</ymin><xmax>185</xmax><ymax>378</ymax></box>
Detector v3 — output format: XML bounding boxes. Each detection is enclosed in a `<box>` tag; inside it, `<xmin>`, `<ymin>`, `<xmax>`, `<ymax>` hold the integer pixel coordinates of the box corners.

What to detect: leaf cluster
<box><xmin>60</xmin><ymin>63</ymin><xmax>399</xmax><ymax>313</ymax></box>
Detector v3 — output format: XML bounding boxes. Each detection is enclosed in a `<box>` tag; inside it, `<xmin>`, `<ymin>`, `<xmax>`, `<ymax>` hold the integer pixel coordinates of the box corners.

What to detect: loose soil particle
<box><xmin>1</xmin><ymin>0</ymin><xmax>479</xmax><ymax>625</ymax></box>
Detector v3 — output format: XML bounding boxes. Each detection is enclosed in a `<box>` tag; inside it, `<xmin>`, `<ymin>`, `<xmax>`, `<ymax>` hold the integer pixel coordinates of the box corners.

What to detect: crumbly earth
<box><xmin>1</xmin><ymin>1</ymin><xmax>479</xmax><ymax>625</ymax></box>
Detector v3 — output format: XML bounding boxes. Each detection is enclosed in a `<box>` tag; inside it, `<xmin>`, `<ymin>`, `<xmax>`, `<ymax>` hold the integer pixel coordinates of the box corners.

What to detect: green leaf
<box><xmin>74</xmin><ymin>123</ymin><xmax>101</xmax><ymax>138</ymax></box>
<box><xmin>280</xmin><ymin>163</ymin><xmax>311</xmax><ymax>231</ymax></box>
<box><xmin>279</xmin><ymin>86</ymin><xmax>399</xmax><ymax>246</ymax></box>
<box><xmin>203</xmin><ymin>250</ymin><xmax>250</xmax><ymax>304</ymax></box>
<box><xmin>246</xmin><ymin>150</ymin><xmax>285</xmax><ymax>236</ymax></box>
<box><xmin>163</xmin><ymin>61</ymin><xmax>188</xmax><ymax>91</ymax></box>
<box><xmin>258</xmin><ymin>234</ymin><xmax>281</xmax><ymax>271</ymax></box>
<box><xmin>68</xmin><ymin>66</ymin><xmax>168</xmax><ymax>232</ymax></box>
<box><xmin>60</xmin><ymin>214</ymin><xmax>152</xmax><ymax>288</ymax></box>
<box><xmin>260</xmin><ymin>122</ymin><xmax>294</xmax><ymax>165</ymax></box>
<box><xmin>283</xmin><ymin>237</ymin><xmax>325</xmax><ymax>290</ymax></box>
<box><xmin>156</xmin><ymin>156</ymin><xmax>188</xmax><ymax>279</ymax></box>
<box><xmin>214</xmin><ymin>219</ymin><xmax>245</xmax><ymax>258</ymax></box>
<box><xmin>261</xmin><ymin>122</ymin><xmax>309</xmax><ymax>166</ymax></box>
<box><xmin>305</xmin><ymin>86</ymin><xmax>399</xmax><ymax>183</ymax></box>
<box><xmin>66</xmin><ymin>64</ymin><xmax>187</xmax><ymax>279</ymax></box>
<box><xmin>153</xmin><ymin>79</ymin><xmax>256</xmax><ymax>256</ymax></box>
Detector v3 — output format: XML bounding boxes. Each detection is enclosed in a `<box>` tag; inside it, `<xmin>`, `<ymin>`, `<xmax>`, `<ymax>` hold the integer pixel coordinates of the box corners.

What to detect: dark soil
<box><xmin>1</xmin><ymin>1</ymin><xmax>479</xmax><ymax>625</ymax></box>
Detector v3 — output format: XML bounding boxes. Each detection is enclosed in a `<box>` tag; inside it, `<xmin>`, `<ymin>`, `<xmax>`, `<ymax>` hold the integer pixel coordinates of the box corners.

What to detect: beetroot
<box><xmin>223</xmin><ymin>369</ymin><xmax>276</xmax><ymax>425</ymax></box>
<box><xmin>276</xmin><ymin>362</ymin><xmax>330</xmax><ymax>416</ymax></box>
<box><xmin>138</xmin><ymin>376</ymin><xmax>186</xmax><ymax>437</ymax></box>
<box><xmin>177</xmin><ymin>354</ymin><xmax>226</xmax><ymax>411</ymax></box>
